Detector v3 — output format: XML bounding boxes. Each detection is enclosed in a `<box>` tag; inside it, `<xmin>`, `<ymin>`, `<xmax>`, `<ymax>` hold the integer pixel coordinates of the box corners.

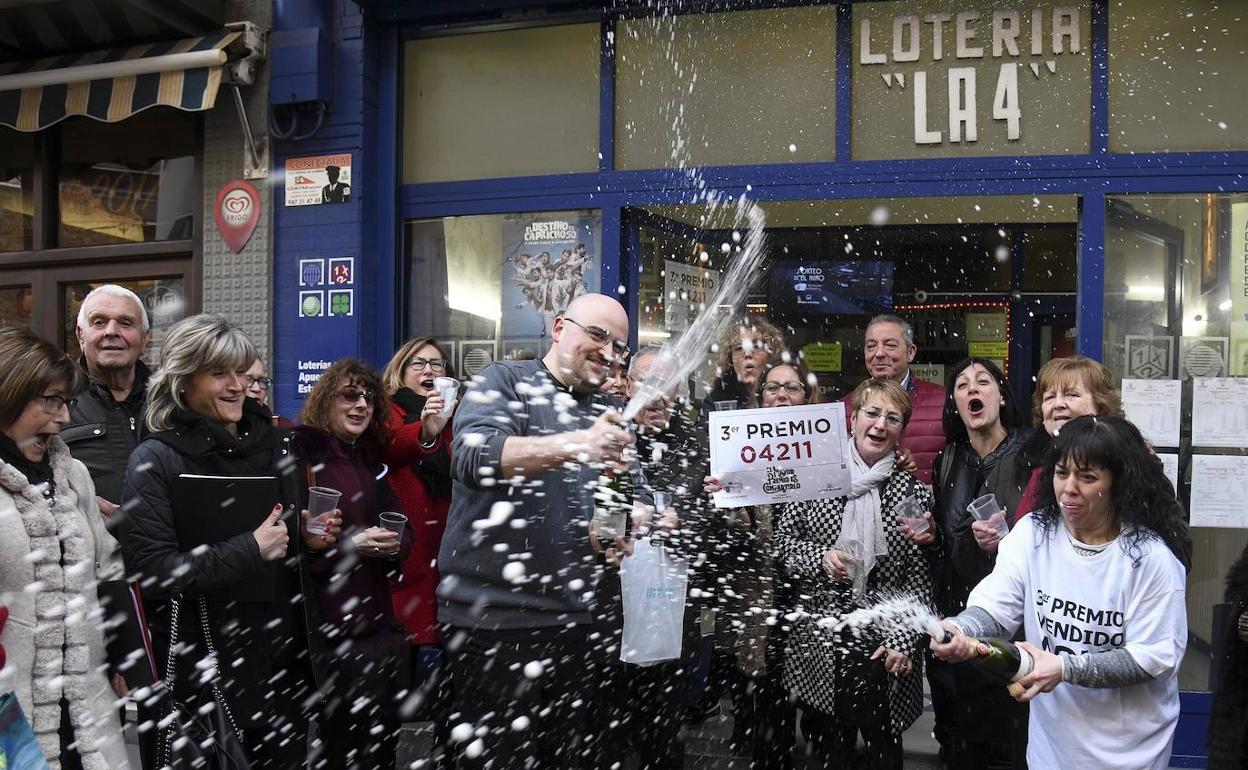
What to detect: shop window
<box><xmin>0</xmin><ymin>285</ymin><xmax>33</xmax><ymax>329</ymax></box>
<box><xmin>405</xmin><ymin>210</ymin><xmax>602</xmax><ymax>375</ymax></box>
<box><xmin>1102</xmin><ymin>192</ymin><xmax>1248</xmax><ymax>694</ymax></box>
<box><xmin>615</xmin><ymin>6</ymin><xmax>837</xmax><ymax>170</ymax></box>
<box><xmin>637</xmin><ymin>194</ymin><xmax>1077</xmax><ymax>400</ymax></box>
<box><xmin>63</xmin><ymin>277</ymin><xmax>188</xmax><ymax>367</ymax></box>
<box><xmin>0</xmin><ymin>130</ymin><xmax>34</xmax><ymax>252</ymax></box>
<box><xmin>1109</xmin><ymin>0</ymin><xmax>1248</xmax><ymax>153</ymax></box>
<box><xmin>403</xmin><ymin>25</ymin><xmax>600</xmax><ymax>184</ymax></box>
<box><xmin>850</xmin><ymin>1</ymin><xmax>1091</xmax><ymax>160</ymax></box>
<box><xmin>58</xmin><ymin>110</ymin><xmax>196</xmax><ymax>248</ymax></box>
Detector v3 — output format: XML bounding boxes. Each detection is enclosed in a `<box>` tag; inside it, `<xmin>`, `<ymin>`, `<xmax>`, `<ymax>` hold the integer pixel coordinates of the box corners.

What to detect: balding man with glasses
<box><xmin>438</xmin><ymin>292</ymin><xmax>653</xmax><ymax>770</ymax></box>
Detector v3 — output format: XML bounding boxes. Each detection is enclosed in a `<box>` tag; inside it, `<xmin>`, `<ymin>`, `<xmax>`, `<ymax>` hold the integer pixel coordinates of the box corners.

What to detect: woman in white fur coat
<box><xmin>0</xmin><ymin>327</ymin><xmax>131</xmax><ymax>770</ymax></box>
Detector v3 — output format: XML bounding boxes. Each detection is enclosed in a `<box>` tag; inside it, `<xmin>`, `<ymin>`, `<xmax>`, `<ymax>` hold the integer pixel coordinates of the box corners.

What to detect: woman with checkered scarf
<box><xmin>775</xmin><ymin>378</ymin><xmax>933</xmax><ymax>770</ymax></box>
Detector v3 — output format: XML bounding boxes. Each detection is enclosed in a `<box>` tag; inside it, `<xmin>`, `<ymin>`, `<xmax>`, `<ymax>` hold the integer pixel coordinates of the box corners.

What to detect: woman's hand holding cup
<box><xmin>353</xmin><ymin>527</ymin><xmax>400</xmax><ymax>559</ymax></box>
<box><xmin>301</xmin><ymin>507</ymin><xmax>341</xmax><ymax>550</ymax></box>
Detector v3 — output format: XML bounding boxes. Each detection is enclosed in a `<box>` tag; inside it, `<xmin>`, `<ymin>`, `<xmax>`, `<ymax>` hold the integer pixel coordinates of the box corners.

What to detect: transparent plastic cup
<box><xmin>379</xmin><ymin>511</ymin><xmax>407</xmax><ymax>536</ymax></box>
<box><xmin>967</xmin><ymin>493</ymin><xmax>1010</xmax><ymax>538</ymax></box>
<box><xmin>305</xmin><ymin>486</ymin><xmax>341</xmax><ymax>536</ymax></box>
<box><xmin>653</xmin><ymin>491</ymin><xmax>671</xmax><ymax>512</ymax></box>
<box><xmin>433</xmin><ymin>377</ymin><xmax>460</xmax><ymax>415</ymax></box>
<box><xmin>895</xmin><ymin>494</ymin><xmax>930</xmax><ymax>535</ymax></box>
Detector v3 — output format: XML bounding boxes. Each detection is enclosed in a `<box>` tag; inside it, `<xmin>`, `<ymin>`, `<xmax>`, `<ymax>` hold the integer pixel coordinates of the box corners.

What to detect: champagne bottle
<box><xmin>929</xmin><ymin>625</ymin><xmax>1033</xmax><ymax>694</ymax></box>
<box><xmin>591</xmin><ymin>418</ymin><xmax>634</xmax><ymax>542</ymax></box>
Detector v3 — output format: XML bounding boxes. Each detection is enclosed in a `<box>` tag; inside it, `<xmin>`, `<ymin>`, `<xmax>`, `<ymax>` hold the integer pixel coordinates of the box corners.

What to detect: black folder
<box><xmin>98</xmin><ymin>580</ymin><xmax>159</xmax><ymax>688</ymax></box>
<box><xmin>170</xmin><ymin>473</ymin><xmax>282</xmax><ymax>602</ymax></box>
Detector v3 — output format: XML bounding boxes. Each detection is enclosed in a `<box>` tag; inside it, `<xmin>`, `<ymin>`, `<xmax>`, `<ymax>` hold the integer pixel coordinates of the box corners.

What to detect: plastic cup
<box><xmin>433</xmin><ymin>376</ymin><xmax>460</xmax><ymax>414</ymax></box>
<box><xmin>305</xmin><ymin>486</ymin><xmax>341</xmax><ymax>536</ymax></box>
<box><xmin>714</xmin><ymin>400</ymin><xmax>738</xmax><ymax>411</ymax></box>
<box><xmin>838</xmin><ymin>537</ymin><xmax>864</xmax><ymax>585</ymax></box>
<box><xmin>379</xmin><ymin>511</ymin><xmax>407</xmax><ymax>536</ymax></box>
<box><xmin>967</xmin><ymin>493</ymin><xmax>1010</xmax><ymax>538</ymax></box>
<box><xmin>895</xmin><ymin>494</ymin><xmax>930</xmax><ymax>535</ymax></box>
<box><xmin>653</xmin><ymin>491</ymin><xmax>671</xmax><ymax>513</ymax></box>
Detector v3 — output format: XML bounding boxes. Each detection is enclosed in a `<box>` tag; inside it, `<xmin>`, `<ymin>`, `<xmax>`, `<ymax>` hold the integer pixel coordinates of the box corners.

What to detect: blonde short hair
<box><xmin>146</xmin><ymin>315</ymin><xmax>256</xmax><ymax>432</ymax></box>
<box><xmin>850</xmin><ymin>378</ymin><xmax>912</xmax><ymax>428</ymax></box>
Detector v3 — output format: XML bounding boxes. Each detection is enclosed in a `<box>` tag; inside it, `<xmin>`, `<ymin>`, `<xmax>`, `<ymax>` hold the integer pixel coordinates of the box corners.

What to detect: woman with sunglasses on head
<box><xmin>0</xmin><ymin>328</ymin><xmax>132</xmax><ymax>769</ymax></box>
<box><xmin>296</xmin><ymin>358</ymin><xmax>411</xmax><ymax>770</ymax></box>
<box><xmin>908</xmin><ymin>358</ymin><xmax>1029</xmax><ymax>769</ymax></box>
<box><xmin>380</xmin><ymin>338</ymin><xmax>456</xmax><ymax>729</ymax></box>
<box><xmin>931</xmin><ymin>415</ymin><xmax>1189</xmax><ymax>770</ymax></box>
<box><xmin>122</xmin><ymin>315</ymin><xmax>337</xmax><ymax>769</ymax></box>
<box><xmin>776</xmin><ymin>378</ymin><xmax>933</xmax><ymax>770</ymax></box>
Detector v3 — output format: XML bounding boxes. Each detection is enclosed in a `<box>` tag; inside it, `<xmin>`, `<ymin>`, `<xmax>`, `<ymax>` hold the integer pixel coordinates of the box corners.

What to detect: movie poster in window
<box><xmin>501</xmin><ymin>214</ymin><xmax>601</xmax><ymax>339</ymax></box>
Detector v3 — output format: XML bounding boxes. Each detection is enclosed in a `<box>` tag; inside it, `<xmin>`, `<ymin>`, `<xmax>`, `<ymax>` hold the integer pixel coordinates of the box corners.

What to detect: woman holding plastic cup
<box><xmin>915</xmin><ymin>358</ymin><xmax>1029</xmax><ymax>768</ymax></box>
<box><xmin>931</xmin><ymin>415</ymin><xmax>1189</xmax><ymax>770</ymax></box>
<box><xmin>776</xmin><ymin>378</ymin><xmax>933</xmax><ymax>770</ymax></box>
<box><xmin>122</xmin><ymin>315</ymin><xmax>334</xmax><ymax>768</ymax></box>
<box><xmin>295</xmin><ymin>358</ymin><xmax>410</xmax><ymax>769</ymax></box>
<box><xmin>380</xmin><ymin>337</ymin><xmax>457</xmax><ymax>710</ymax></box>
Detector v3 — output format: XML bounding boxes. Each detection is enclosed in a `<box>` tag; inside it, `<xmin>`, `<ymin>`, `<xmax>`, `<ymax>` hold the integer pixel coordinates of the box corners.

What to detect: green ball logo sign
<box><xmin>301</xmin><ymin>294</ymin><xmax>322</xmax><ymax>317</ymax></box>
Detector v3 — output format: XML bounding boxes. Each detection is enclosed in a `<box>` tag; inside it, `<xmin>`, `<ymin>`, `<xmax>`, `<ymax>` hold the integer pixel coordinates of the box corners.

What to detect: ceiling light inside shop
<box><xmin>1219</xmin><ymin>299</ymin><xmax>1233</xmax><ymax>311</ymax></box>
<box><xmin>639</xmin><ymin>330</ymin><xmax>671</xmax><ymax>339</ymax></box>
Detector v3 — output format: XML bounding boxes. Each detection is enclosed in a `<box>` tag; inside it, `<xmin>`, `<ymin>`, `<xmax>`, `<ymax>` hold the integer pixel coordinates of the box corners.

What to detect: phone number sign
<box><xmin>708</xmin><ymin>402</ymin><xmax>852</xmax><ymax>509</ymax></box>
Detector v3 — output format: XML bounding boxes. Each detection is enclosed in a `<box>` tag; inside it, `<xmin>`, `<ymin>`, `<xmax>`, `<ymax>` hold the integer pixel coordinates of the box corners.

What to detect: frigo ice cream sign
<box><xmin>852</xmin><ymin>2</ymin><xmax>1090</xmax><ymax>159</ymax></box>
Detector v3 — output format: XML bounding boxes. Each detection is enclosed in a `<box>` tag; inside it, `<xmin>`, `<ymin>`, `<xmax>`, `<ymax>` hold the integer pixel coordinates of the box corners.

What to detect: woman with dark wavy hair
<box><xmin>932</xmin><ymin>415</ymin><xmax>1189</xmax><ymax>770</ymax></box>
<box><xmin>296</xmin><ymin>358</ymin><xmax>410</xmax><ymax>769</ymax></box>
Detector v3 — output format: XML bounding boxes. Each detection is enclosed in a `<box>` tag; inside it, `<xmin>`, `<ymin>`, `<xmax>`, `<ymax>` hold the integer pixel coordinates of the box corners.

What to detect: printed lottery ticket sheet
<box><xmin>708</xmin><ymin>402</ymin><xmax>852</xmax><ymax>508</ymax></box>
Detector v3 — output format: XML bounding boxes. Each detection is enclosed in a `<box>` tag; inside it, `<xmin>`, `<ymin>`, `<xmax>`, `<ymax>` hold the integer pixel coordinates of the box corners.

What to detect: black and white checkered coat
<box><xmin>775</xmin><ymin>467</ymin><xmax>934</xmax><ymax>734</ymax></box>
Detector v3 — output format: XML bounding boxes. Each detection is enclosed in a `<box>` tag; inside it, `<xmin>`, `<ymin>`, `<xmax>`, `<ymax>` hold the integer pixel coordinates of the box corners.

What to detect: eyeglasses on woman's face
<box><xmin>762</xmin><ymin>381</ymin><xmax>805</xmax><ymax>395</ymax></box>
<box><xmin>334</xmin><ymin>389</ymin><xmax>375</xmax><ymax>405</ymax></box>
<box><xmin>39</xmin><ymin>393</ymin><xmax>77</xmax><ymax>413</ymax></box>
<box><xmin>245</xmin><ymin>375</ymin><xmax>272</xmax><ymax>391</ymax></box>
<box><xmin>407</xmin><ymin>357</ymin><xmax>447</xmax><ymax>372</ymax></box>
<box><xmin>858</xmin><ymin>407</ymin><xmax>904</xmax><ymax>428</ymax></box>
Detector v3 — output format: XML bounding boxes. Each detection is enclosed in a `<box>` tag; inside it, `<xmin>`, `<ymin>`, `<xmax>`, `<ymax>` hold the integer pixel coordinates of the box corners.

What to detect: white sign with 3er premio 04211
<box><xmin>708</xmin><ymin>402</ymin><xmax>851</xmax><ymax>509</ymax></box>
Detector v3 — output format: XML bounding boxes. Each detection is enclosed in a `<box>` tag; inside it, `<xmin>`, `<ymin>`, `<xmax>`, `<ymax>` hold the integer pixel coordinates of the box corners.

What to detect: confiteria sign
<box><xmin>851</xmin><ymin>2</ymin><xmax>1090</xmax><ymax>159</ymax></box>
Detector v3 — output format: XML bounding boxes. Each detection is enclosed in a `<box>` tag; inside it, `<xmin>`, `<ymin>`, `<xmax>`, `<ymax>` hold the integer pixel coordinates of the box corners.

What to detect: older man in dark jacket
<box><xmin>64</xmin><ymin>285</ymin><xmax>151</xmax><ymax>520</ymax></box>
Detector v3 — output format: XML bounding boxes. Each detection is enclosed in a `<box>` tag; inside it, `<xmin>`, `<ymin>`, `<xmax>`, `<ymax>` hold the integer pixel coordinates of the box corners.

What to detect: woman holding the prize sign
<box><xmin>775</xmin><ymin>378</ymin><xmax>933</xmax><ymax>770</ymax></box>
<box><xmin>931</xmin><ymin>415</ymin><xmax>1189</xmax><ymax>770</ymax></box>
<box><xmin>704</xmin><ymin>355</ymin><xmax>814</xmax><ymax>769</ymax></box>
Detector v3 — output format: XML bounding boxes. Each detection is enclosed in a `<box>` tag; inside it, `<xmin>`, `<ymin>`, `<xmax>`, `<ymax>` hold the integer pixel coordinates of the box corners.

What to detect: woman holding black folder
<box><xmin>121</xmin><ymin>314</ymin><xmax>340</xmax><ymax>769</ymax></box>
<box><xmin>295</xmin><ymin>358</ymin><xmax>411</xmax><ymax>770</ymax></box>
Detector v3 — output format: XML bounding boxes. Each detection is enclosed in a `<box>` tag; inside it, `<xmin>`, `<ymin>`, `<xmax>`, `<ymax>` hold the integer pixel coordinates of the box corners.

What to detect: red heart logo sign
<box><xmin>214</xmin><ymin>180</ymin><xmax>260</xmax><ymax>253</ymax></box>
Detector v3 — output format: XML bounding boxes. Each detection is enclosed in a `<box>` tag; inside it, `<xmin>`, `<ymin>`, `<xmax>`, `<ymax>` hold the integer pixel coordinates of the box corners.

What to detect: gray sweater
<box><xmin>437</xmin><ymin>359</ymin><xmax>648</xmax><ymax>630</ymax></box>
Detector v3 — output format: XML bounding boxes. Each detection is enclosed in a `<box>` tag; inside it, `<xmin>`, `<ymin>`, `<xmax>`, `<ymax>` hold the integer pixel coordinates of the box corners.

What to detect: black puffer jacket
<box><xmin>120</xmin><ymin>399</ymin><xmax>327</xmax><ymax>722</ymax></box>
<box><xmin>63</xmin><ymin>359</ymin><xmax>150</xmax><ymax>505</ymax></box>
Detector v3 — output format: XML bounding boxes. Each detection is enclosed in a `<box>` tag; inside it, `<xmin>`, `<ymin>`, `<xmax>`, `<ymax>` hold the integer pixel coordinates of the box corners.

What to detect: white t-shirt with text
<box><xmin>967</xmin><ymin>516</ymin><xmax>1187</xmax><ymax>770</ymax></box>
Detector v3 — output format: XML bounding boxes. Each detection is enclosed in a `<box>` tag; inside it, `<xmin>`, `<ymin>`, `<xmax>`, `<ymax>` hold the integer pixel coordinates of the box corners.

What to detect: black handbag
<box><xmin>156</xmin><ymin>593</ymin><xmax>252</xmax><ymax>770</ymax></box>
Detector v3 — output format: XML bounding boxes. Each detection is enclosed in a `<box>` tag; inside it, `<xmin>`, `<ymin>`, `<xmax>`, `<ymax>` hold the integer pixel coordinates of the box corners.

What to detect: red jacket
<box><xmin>385</xmin><ymin>403</ymin><xmax>452</xmax><ymax>645</ymax></box>
<box><xmin>841</xmin><ymin>376</ymin><xmax>947</xmax><ymax>485</ymax></box>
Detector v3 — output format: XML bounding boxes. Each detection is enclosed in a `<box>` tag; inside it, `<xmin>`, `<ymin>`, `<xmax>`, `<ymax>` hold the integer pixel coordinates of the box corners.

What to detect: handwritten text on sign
<box><xmin>709</xmin><ymin>402</ymin><xmax>851</xmax><ymax>508</ymax></box>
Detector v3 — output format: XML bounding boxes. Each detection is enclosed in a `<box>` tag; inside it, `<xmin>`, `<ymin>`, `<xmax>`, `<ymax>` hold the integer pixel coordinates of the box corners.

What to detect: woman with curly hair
<box><xmin>932</xmin><ymin>415</ymin><xmax>1190</xmax><ymax>770</ymax></box>
<box><xmin>296</xmin><ymin>359</ymin><xmax>411</xmax><ymax>769</ymax></box>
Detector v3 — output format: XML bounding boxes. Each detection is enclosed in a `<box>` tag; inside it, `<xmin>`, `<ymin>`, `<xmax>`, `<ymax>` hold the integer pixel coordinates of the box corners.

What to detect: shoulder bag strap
<box><xmin>195</xmin><ymin>595</ymin><xmax>244</xmax><ymax>741</ymax></box>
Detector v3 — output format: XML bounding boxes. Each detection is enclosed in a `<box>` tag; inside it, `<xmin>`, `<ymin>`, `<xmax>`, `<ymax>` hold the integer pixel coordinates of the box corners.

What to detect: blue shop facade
<box><xmin>271</xmin><ymin>2</ymin><xmax>1248</xmax><ymax>763</ymax></box>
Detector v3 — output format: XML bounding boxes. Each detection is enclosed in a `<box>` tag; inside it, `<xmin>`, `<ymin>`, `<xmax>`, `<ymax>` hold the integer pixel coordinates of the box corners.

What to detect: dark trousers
<box><xmin>443</xmin><ymin>624</ymin><xmax>612</xmax><ymax>770</ymax></box>
<box><xmin>313</xmin><ymin>630</ymin><xmax>409</xmax><ymax>770</ymax></box>
<box><xmin>803</xmin><ymin>708</ymin><xmax>902</xmax><ymax>770</ymax></box>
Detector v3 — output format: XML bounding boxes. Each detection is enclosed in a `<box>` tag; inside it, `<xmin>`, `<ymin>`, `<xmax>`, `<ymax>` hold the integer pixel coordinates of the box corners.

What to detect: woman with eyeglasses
<box><xmin>910</xmin><ymin>358</ymin><xmax>1029</xmax><ymax>769</ymax></box>
<box><xmin>295</xmin><ymin>358</ymin><xmax>411</xmax><ymax>769</ymax></box>
<box><xmin>122</xmin><ymin>315</ymin><xmax>337</xmax><ymax>769</ymax></box>
<box><xmin>776</xmin><ymin>378</ymin><xmax>933</xmax><ymax>770</ymax></box>
<box><xmin>380</xmin><ymin>337</ymin><xmax>457</xmax><ymax>721</ymax></box>
<box><xmin>703</xmin><ymin>357</ymin><xmax>813</xmax><ymax>769</ymax></box>
<box><xmin>0</xmin><ymin>328</ymin><xmax>132</xmax><ymax>768</ymax></box>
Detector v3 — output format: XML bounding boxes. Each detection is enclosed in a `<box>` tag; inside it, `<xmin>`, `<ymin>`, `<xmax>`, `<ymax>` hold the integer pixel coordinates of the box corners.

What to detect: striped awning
<box><xmin>0</xmin><ymin>30</ymin><xmax>240</xmax><ymax>132</ymax></box>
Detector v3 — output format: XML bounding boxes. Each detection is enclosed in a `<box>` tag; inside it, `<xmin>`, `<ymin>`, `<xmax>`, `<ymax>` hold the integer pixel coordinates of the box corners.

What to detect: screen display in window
<box><xmin>768</xmin><ymin>260</ymin><xmax>895</xmax><ymax>316</ymax></box>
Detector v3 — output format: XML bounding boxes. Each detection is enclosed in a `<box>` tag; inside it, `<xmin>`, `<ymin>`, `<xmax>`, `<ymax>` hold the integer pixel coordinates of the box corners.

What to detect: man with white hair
<box><xmin>64</xmin><ymin>284</ymin><xmax>151</xmax><ymax>517</ymax></box>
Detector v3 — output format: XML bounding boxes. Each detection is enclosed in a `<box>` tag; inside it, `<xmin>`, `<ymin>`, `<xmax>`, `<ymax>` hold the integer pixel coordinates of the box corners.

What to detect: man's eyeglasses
<box><xmin>335</xmin><ymin>389</ymin><xmax>376</xmax><ymax>405</ymax></box>
<box><xmin>858</xmin><ymin>407</ymin><xmax>904</xmax><ymax>428</ymax></box>
<box><xmin>245</xmin><ymin>375</ymin><xmax>272</xmax><ymax>390</ymax></box>
<box><xmin>762</xmin><ymin>381</ymin><xmax>805</xmax><ymax>395</ymax></box>
<box><xmin>562</xmin><ymin>317</ymin><xmax>630</xmax><ymax>358</ymax></box>
<box><xmin>39</xmin><ymin>393</ymin><xmax>77</xmax><ymax>413</ymax></box>
<box><xmin>407</xmin><ymin>357</ymin><xmax>447</xmax><ymax>372</ymax></box>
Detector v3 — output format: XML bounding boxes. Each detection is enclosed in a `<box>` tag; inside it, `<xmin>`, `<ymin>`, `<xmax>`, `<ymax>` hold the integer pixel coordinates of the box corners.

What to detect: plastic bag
<box><xmin>619</xmin><ymin>537</ymin><xmax>688</xmax><ymax>666</ymax></box>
